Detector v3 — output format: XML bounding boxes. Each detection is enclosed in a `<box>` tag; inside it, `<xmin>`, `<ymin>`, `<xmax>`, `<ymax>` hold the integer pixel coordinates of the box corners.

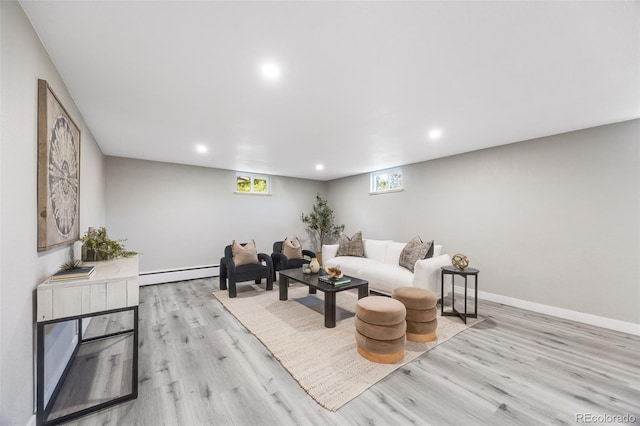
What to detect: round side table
<box><xmin>440</xmin><ymin>265</ymin><xmax>479</xmax><ymax>324</ymax></box>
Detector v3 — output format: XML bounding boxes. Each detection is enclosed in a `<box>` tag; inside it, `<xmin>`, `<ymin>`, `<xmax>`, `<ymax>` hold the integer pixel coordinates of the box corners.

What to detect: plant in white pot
<box><xmin>300</xmin><ymin>193</ymin><xmax>344</xmax><ymax>265</ymax></box>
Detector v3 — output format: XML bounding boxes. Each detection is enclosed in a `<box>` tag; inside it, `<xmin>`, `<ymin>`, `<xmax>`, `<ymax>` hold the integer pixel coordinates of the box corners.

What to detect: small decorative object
<box><xmin>309</xmin><ymin>257</ymin><xmax>321</xmax><ymax>273</ymax></box>
<box><xmin>325</xmin><ymin>265</ymin><xmax>344</xmax><ymax>280</ymax></box>
<box><xmin>37</xmin><ymin>79</ymin><xmax>81</xmax><ymax>251</ymax></box>
<box><xmin>81</xmin><ymin>227</ymin><xmax>137</xmax><ymax>261</ymax></box>
<box><xmin>302</xmin><ymin>264</ymin><xmax>311</xmax><ymax>274</ymax></box>
<box><xmin>451</xmin><ymin>253</ymin><xmax>469</xmax><ymax>270</ymax></box>
<box><xmin>59</xmin><ymin>260</ymin><xmax>84</xmax><ymax>271</ymax></box>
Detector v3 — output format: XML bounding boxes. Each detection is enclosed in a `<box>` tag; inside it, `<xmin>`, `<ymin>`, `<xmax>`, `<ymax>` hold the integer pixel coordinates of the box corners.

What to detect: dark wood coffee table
<box><xmin>278</xmin><ymin>268</ymin><xmax>369</xmax><ymax>328</ymax></box>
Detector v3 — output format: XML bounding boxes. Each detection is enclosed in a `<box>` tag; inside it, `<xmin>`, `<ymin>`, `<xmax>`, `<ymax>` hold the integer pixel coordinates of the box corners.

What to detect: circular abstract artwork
<box><xmin>48</xmin><ymin>116</ymin><xmax>79</xmax><ymax>237</ymax></box>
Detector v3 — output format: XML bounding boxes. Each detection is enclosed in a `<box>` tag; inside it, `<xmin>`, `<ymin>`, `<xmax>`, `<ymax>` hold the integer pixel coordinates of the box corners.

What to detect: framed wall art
<box><xmin>37</xmin><ymin>79</ymin><xmax>81</xmax><ymax>251</ymax></box>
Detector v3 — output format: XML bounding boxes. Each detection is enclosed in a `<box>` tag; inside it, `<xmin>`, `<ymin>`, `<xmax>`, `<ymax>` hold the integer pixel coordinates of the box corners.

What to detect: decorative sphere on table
<box><xmin>451</xmin><ymin>254</ymin><xmax>469</xmax><ymax>270</ymax></box>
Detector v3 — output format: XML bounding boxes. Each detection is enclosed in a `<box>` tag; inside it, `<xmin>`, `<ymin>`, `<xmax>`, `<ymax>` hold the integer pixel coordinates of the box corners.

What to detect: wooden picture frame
<box><xmin>37</xmin><ymin>79</ymin><xmax>81</xmax><ymax>251</ymax></box>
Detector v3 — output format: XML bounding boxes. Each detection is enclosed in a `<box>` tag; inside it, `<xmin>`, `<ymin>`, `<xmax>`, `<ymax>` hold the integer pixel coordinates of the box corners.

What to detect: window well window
<box><xmin>370</xmin><ymin>168</ymin><xmax>403</xmax><ymax>194</ymax></box>
<box><xmin>236</xmin><ymin>173</ymin><xmax>271</xmax><ymax>195</ymax></box>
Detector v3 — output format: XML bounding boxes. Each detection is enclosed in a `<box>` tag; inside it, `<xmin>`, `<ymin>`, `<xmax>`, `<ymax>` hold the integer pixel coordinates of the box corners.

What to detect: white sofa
<box><xmin>322</xmin><ymin>239</ymin><xmax>452</xmax><ymax>297</ymax></box>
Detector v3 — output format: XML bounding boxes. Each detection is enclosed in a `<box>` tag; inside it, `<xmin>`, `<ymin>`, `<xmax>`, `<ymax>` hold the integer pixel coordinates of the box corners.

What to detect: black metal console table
<box><xmin>35</xmin><ymin>257</ymin><xmax>139</xmax><ymax>426</ymax></box>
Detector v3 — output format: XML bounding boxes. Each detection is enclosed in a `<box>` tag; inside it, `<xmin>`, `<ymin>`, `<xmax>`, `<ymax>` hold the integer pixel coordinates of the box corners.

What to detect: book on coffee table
<box><xmin>318</xmin><ymin>275</ymin><xmax>352</xmax><ymax>286</ymax></box>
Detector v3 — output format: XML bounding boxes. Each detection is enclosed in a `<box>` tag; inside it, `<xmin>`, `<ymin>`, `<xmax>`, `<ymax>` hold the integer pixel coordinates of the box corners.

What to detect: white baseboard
<box><xmin>139</xmin><ymin>265</ymin><xmax>219</xmax><ymax>286</ymax></box>
<box><xmin>452</xmin><ymin>285</ymin><xmax>640</xmax><ymax>336</ymax></box>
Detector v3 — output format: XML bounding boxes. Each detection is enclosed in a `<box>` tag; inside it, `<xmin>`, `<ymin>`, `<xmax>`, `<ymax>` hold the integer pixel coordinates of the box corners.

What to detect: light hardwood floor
<box><xmin>52</xmin><ymin>278</ymin><xmax>640</xmax><ymax>426</ymax></box>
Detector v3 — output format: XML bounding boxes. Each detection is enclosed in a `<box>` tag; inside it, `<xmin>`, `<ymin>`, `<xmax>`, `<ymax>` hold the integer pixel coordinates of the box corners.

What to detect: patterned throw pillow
<box><xmin>282</xmin><ymin>237</ymin><xmax>303</xmax><ymax>260</ymax></box>
<box><xmin>399</xmin><ymin>236</ymin><xmax>434</xmax><ymax>272</ymax></box>
<box><xmin>232</xmin><ymin>239</ymin><xmax>260</xmax><ymax>266</ymax></box>
<box><xmin>336</xmin><ymin>231</ymin><xmax>364</xmax><ymax>257</ymax></box>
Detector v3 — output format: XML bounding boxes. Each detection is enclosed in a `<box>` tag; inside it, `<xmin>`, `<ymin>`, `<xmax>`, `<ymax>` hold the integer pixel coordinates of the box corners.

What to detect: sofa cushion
<box><xmin>232</xmin><ymin>240</ymin><xmax>259</xmax><ymax>266</ymax></box>
<box><xmin>399</xmin><ymin>236</ymin><xmax>434</xmax><ymax>272</ymax></box>
<box><xmin>324</xmin><ymin>256</ymin><xmax>378</xmax><ymax>277</ymax></box>
<box><xmin>384</xmin><ymin>242</ymin><xmax>406</xmax><ymax>265</ymax></box>
<box><xmin>322</xmin><ymin>244</ymin><xmax>339</xmax><ymax>261</ymax></box>
<box><xmin>282</xmin><ymin>237</ymin><xmax>303</xmax><ymax>259</ymax></box>
<box><xmin>336</xmin><ymin>231</ymin><xmax>364</xmax><ymax>257</ymax></box>
<box><xmin>360</xmin><ymin>264</ymin><xmax>414</xmax><ymax>295</ymax></box>
<box><xmin>364</xmin><ymin>239</ymin><xmax>392</xmax><ymax>263</ymax></box>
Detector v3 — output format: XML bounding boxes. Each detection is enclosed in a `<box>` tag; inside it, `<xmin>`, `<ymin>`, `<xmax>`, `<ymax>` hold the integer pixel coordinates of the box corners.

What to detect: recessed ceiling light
<box><xmin>315</xmin><ymin>164</ymin><xmax>324</xmax><ymax>171</ymax></box>
<box><xmin>195</xmin><ymin>144</ymin><xmax>208</xmax><ymax>154</ymax></box>
<box><xmin>428</xmin><ymin>129</ymin><xmax>442</xmax><ymax>140</ymax></box>
<box><xmin>260</xmin><ymin>62</ymin><xmax>281</xmax><ymax>81</ymax></box>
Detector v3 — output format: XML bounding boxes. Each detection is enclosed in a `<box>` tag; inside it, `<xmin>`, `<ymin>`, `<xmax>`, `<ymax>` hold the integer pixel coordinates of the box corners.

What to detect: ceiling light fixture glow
<box><xmin>315</xmin><ymin>164</ymin><xmax>324</xmax><ymax>171</ymax></box>
<box><xmin>260</xmin><ymin>62</ymin><xmax>281</xmax><ymax>81</ymax></box>
<box><xmin>428</xmin><ymin>129</ymin><xmax>443</xmax><ymax>140</ymax></box>
<box><xmin>195</xmin><ymin>144</ymin><xmax>208</xmax><ymax>154</ymax></box>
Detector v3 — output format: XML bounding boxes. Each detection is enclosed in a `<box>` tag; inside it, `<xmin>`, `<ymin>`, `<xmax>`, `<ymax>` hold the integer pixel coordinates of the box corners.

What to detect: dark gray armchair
<box><xmin>220</xmin><ymin>243</ymin><xmax>273</xmax><ymax>298</ymax></box>
<box><xmin>270</xmin><ymin>241</ymin><xmax>316</xmax><ymax>280</ymax></box>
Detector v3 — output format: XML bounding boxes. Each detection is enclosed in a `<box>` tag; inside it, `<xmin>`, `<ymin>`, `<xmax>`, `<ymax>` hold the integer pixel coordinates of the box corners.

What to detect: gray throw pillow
<box><xmin>399</xmin><ymin>236</ymin><xmax>434</xmax><ymax>272</ymax></box>
<box><xmin>336</xmin><ymin>231</ymin><xmax>364</xmax><ymax>257</ymax></box>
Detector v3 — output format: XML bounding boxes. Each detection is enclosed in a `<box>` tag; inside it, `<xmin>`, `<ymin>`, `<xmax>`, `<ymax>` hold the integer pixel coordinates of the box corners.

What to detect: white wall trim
<box><xmin>139</xmin><ymin>265</ymin><xmax>219</xmax><ymax>286</ymax></box>
<box><xmin>452</xmin><ymin>285</ymin><xmax>640</xmax><ymax>336</ymax></box>
<box><xmin>26</xmin><ymin>415</ymin><xmax>36</xmax><ymax>426</ymax></box>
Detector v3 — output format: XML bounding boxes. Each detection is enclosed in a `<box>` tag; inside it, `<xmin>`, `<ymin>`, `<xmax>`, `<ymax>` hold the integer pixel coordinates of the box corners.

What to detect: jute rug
<box><xmin>211</xmin><ymin>283</ymin><xmax>483</xmax><ymax>411</ymax></box>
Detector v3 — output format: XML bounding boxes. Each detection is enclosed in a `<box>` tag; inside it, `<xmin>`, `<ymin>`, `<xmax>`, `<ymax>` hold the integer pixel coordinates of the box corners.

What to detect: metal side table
<box><xmin>441</xmin><ymin>265</ymin><xmax>479</xmax><ymax>324</ymax></box>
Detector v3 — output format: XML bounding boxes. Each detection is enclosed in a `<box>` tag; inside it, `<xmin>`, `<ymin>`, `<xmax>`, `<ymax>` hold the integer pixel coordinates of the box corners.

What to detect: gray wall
<box><xmin>327</xmin><ymin>120</ymin><xmax>640</xmax><ymax>325</ymax></box>
<box><xmin>105</xmin><ymin>157</ymin><xmax>326</xmax><ymax>273</ymax></box>
<box><xmin>0</xmin><ymin>2</ymin><xmax>107</xmax><ymax>424</ymax></box>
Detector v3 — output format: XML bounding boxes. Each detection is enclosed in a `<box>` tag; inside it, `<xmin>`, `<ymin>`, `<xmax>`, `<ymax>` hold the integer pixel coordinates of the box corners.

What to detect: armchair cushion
<box><xmin>282</xmin><ymin>237</ymin><xmax>303</xmax><ymax>260</ymax></box>
<box><xmin>399</xmin><ymin>236</ymin><xmax>434</xmax><ymax>272</ymax></box>
<box><xmin>232</xmin><ymin>239</ymin><xmax>259</xmax><ymax>266</ymax></box>
<box><xmin>336</xmin><ymin>231</ymin><xmax>364</xmax><ymax>257</ymax></box>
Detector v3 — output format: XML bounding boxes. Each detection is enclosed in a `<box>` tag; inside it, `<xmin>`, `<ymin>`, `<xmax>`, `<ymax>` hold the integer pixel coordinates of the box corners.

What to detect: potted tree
<box><xmin>301</xmin><ymin>193</ymin><xmax>344</xmax><ymax>264</ymax></box>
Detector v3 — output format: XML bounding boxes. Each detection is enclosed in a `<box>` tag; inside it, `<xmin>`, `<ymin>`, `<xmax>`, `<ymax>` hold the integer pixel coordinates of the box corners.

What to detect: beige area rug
<box><xmin>211</xmin><ymin>283</ymin><xmax>483</xmax><ymax>411</ymax></box>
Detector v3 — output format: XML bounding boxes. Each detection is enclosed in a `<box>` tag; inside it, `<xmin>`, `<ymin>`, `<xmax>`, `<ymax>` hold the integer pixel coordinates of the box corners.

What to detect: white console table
<box><xmin>36</xmin><ymin>256</ymin><xmax>139</xmax><ymax>426</ymax></box>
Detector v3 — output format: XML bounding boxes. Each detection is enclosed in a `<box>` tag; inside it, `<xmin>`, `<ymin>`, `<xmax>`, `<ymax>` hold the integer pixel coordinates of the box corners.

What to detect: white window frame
<box><xmin>235</xmin><ymin>172</ymin><xmax>271</xmax><ymax>195</ymax></box>
<box><xmin>370</xmin><ymin>167</ymin><xmax>403</xmax><ymax>194</ymax></box>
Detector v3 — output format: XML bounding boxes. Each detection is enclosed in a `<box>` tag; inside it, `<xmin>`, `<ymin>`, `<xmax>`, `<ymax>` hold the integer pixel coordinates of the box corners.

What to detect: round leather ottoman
<box><xmin>355</xmin><ymin>296</ymin><xmax>406</xmax><ymax>363</ymax></box>
<box><xmin>392</xmin><ymin>287</ymin><xmax>438</xmax><ymax>342</ymax></box>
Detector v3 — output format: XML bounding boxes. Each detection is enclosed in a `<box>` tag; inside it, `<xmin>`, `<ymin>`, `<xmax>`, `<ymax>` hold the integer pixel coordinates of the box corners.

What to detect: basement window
<box><xmin>370</xmin><ymin>168</ymin><xmax>403</xmax><ymax>194</ymax></box>
<box><xmin>235</xmin><ymin>172</ymin><xmax>271</xmax><ymax>195</ymax></box>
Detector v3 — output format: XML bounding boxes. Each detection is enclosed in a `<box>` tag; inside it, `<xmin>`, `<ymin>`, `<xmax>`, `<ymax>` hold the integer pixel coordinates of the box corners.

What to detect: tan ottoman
<box><xmin>355</xmin><ymin>296</ymin><xmax>406</xmax><ymax>363</ymax></box>
<box><xmin>392</xmin><ymin>287</ymin><xmax>438</xmax><ymax>342</ymax></box>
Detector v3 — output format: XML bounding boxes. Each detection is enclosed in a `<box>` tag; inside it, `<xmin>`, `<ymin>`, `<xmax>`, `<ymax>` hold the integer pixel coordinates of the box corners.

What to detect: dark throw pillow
<box><xmin>399</xmin><ymin>236</ymin><xmax>434</xmax><ymax>272</ymax></box>
<box><xmin>336</xmin><ymin>231</ymin><xmax>364</xmax><ymax>257</ymax></box>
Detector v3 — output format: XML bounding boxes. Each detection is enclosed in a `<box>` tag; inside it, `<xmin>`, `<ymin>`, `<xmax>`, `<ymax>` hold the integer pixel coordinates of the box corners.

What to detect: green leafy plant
<box><xmin>300</xmin><ymin>193</ymin><xmax>345</xmax><ymax>251</ymax></box>
<box><xmin>81</xmin><ymin>227</ymin><xmax>137</xmax><ymax>261</ymax></box>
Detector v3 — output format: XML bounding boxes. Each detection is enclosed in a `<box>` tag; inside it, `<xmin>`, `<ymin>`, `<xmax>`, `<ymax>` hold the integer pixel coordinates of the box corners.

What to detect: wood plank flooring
<box><xmin>53</xmin><ymin>278</ymin><xmax>640</xmax><ymax>426</ymax></box>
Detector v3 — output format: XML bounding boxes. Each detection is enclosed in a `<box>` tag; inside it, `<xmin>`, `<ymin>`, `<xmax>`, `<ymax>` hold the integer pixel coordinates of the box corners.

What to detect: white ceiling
<box><xmin>20</xmin><ymin>0</ymin><xmax>639</xmax><ymax>181</ymax></box>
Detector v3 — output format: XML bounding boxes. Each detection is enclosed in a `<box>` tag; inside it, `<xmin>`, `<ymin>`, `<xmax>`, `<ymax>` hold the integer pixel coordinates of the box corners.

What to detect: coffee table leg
<box><xmin>279</xmin><ymin>275</ymin><xmax>289</xmax><ymax>301</ymax></box>
<box><xmin>324</xmin><ymin>292</ymin><xmax>336</xmax><ymax>328</ymax></box>
<box><xmin>358</xmin><ymin>284</ymin><xmax>369</xmax><ymax>299</ymax></box>
<box><xmin>309</xmin><ymin>287</ymin><xmax>317</xmax><ymax>295</ymax></box>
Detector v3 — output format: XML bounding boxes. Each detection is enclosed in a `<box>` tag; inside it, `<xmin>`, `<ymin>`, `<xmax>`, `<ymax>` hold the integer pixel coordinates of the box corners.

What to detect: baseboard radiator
<box><xmin>139</xmin><ymin>265</ymin><xmax>219</xmax><ymax>286</ymax></box>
